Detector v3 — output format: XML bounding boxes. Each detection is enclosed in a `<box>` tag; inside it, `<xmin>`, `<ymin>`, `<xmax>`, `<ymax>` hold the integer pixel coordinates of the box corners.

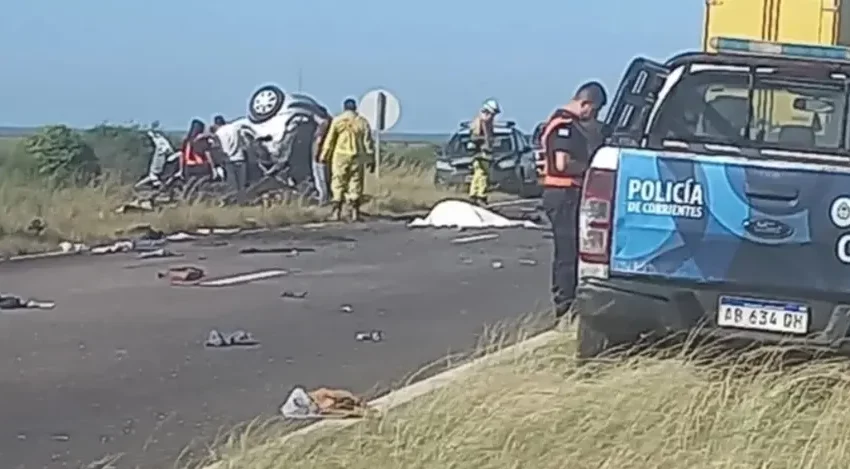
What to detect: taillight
<box><xmin>579</xmin><ymin>168</ymin><xmax>616</xmax><ymax>264</ymax></box>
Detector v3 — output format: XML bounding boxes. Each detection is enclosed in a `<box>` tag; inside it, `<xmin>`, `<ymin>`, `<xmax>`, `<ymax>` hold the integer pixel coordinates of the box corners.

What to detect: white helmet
<box><xmin>482</xmin><ymin>98</ymin><xmax>501</xmax><ymax>115</ymax></box>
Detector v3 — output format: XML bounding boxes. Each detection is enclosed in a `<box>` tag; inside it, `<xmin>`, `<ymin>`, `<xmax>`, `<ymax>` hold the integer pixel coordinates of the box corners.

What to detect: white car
<box><xmin>240</xmin><ymin>85</ymin><xmax>330</xmax><ymax>159</ymax></box>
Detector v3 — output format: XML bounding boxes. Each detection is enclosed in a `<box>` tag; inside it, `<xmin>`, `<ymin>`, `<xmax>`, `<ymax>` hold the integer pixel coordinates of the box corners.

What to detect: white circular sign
<box><xmin>830</xmin><ymin>196</ymin><xmax>850</xmax><ymax>228</ymax></box>
<box><xmin>359</xmin><ymin>89</ymin><xmax>401</xmax><ymax>131</ymax></box>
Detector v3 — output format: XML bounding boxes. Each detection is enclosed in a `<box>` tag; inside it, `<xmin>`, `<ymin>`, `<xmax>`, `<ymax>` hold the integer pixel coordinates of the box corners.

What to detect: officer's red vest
<box><xmin>540</xmin><ymin>110</ymin><xmax>581</xmax><ymax>188</ymax></box>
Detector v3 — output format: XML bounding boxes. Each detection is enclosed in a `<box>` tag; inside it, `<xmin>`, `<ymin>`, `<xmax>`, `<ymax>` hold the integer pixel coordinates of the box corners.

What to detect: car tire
<box><xmin>517</xmin><ymin>169</ymin><xmax>543</xmax><ymax>198</ymax></box>
<box><xmin>248</xmin><ymin>85</ymin><xmax>285</xmax><ymax>124</ymax></box>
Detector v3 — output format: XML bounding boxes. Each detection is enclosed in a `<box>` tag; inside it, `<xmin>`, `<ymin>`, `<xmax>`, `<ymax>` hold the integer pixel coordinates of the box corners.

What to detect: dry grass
<box><xmin>0</xmin><ymin>161</ymin><xmax>459</xmax><ymax>255</ymax></box>
<box><xmin>193</xmin><ymin>327</ymin><xmax>850</xmax><ymax>469</ymax></box>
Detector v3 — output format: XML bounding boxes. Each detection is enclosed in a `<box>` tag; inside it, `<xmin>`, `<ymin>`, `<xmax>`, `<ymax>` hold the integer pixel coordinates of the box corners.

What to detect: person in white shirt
<box><xmin>212</xmin><ymin>115</ymin><xmax>248</xmax><ymax>204</ymax></box>
<box><xmin>135</xmin><ymin>130</ymin><xmax>180</xmax><ymax>189</ymax></box>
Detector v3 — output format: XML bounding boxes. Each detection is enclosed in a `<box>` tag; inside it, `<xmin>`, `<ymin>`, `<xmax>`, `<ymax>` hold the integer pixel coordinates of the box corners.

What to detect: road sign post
<box><xmin>359</xmin><ymin>89</ymin><xmax>401</xmax><ymax>182</ymax></box>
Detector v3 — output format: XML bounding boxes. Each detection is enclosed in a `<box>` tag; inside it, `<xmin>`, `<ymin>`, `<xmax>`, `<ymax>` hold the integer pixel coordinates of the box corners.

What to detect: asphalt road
<box><xmin>0</xmin><ymin>213</ymin><xmax>551</xmax><ymax>469</ymax></box>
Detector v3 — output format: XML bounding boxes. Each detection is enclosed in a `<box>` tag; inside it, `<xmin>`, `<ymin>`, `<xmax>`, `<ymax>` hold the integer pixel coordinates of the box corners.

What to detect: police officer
<box><xmin>319</xmin><ymin>98</ymin><xmax>376</xmax><ymax>222</ymax></box>
<box><xmin>468</xmin><ymin>99</ymin><xmax>501</xmax><ymax>206</ymax></box>
<box><xmin>540</xmin><ymin>81</ymin><xmax>608</xmax><ymax>318</ymax></box>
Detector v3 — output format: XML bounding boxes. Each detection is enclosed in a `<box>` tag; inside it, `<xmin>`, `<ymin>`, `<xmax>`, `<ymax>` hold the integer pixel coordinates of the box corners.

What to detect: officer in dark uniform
<box><xmin>540</xmin><ymin>81</ymin><xmax>609</xmax><ymax>318</ymax></box>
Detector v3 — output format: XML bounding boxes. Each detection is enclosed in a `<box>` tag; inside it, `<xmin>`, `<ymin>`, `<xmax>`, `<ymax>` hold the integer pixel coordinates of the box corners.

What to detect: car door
<box><xmin>605</xmin><ymin>57</ymin><xmax>670</xmax><ymax>147</ymax></box>
<box><xmin>513</xmin><ymin>130</ymin><xmax>535</xmax><ymax>180</ymax></box>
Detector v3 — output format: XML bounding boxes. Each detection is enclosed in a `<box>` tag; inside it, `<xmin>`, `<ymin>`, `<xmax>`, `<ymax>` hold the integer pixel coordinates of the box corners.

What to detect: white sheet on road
<box><xmin>408</xmin><ymin>200</ymin><xmax>541</xmax><ymax>229</ymax></box>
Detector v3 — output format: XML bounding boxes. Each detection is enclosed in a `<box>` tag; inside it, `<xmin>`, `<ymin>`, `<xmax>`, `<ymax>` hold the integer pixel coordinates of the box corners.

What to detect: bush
<box><xmin>82</xmin><ymin>124</ymin><xmax>154</xmax><ymax>181</ymax></box>
<box><xmin>16</xmin><ymin>125</ymin><xmax>101</xmax><ymax>187</ymax></box>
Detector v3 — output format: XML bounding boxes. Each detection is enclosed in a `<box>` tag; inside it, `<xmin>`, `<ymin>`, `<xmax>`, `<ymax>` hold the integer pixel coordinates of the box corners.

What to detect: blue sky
<box><xmin>0</xmin><ymin>0</ymin><xmax>702</xmax><ymax>132</ymax></box>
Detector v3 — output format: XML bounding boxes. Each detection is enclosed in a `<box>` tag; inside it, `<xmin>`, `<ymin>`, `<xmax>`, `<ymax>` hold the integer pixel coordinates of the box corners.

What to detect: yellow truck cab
<box><xmin>703</xmin><ymin>1</ymin><xmax>850</xmax><ymax>138</ymax></box>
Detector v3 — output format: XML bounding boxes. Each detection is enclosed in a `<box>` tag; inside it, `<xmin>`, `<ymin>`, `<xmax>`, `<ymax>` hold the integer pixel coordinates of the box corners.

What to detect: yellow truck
<box><xmin>703</xmin><ymin>0</ymin><xmax>843</xmax><ymax>49</ymax></box>
<box><xmin>703</xmin><ymin>0</ymin><xmax>847</xmax><ymax>135</ymax></box>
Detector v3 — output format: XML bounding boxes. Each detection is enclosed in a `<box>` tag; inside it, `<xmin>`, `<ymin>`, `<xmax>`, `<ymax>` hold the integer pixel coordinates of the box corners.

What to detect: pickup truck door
<box><xmin>605</xmin><ymin>58</ymin><xmax>670</xmax><ymax>148</ymax></box>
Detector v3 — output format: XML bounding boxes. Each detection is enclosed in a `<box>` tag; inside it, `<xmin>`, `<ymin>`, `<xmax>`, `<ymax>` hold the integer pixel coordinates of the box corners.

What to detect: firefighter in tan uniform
<box><xmin>467</xmin><ymin>99</ymin><xmax>501</xmax><ymax>205</ymax></box>
<box><xmin>540</xmin><ymin>82</ymin><xmax>608</xmax><ymax>318</ymax></box>
<box><xmin>319</xmin><ymin>98</ymin><xmax>376</xmax><ymax>222</ymax></box>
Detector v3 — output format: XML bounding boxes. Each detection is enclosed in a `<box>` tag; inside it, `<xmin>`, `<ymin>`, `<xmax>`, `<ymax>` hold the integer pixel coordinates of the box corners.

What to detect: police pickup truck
<box><xmin>574</xmin><ymin>37</ymin><xmax>850</xmax><ymax>358</ymax></box>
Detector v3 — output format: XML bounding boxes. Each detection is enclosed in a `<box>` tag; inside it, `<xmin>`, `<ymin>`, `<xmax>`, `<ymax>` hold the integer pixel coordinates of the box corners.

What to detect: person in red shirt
<box><xmin>179</xmin><ymin>119</ymin><xmax>218</xmax><ymax>179</ymax></box>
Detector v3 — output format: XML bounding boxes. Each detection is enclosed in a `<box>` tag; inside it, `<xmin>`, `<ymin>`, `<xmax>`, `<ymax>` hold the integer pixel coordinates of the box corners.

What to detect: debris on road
<box><xmin>459</xmin><ymin>256</ymin><xmax>473</xmax><ymax>265</ymax></box>
<box><xmin>50</xmin><ymin>433</ymin><xmax>70</xmax><ymax>442</ymax></box>
<box><xmin>137</xmin><ymin>248</ymin><xmax>182</xmax><ymax>259</ymax></box>
<box><xmin>196</xmin><ymin>227</ymin><xmax>242</xmax><ymax>236</ymax></box>
<box><xmin>408</xmin><ymin>200</ymin><xmax>543</xmax><ymax>229</ymax></box>
<box><xmin>166</xmin><ymin>232</ymin><xmax>200</xmax><ymax>242</ymax></box>
<box><xmin>450</xmin><ymin>233</ymin><xmax>500</xmax><ymax>244</ymax></box>
<box><xmin>0</xmin><ymin>294</ymin><xmax>55</xmax><ymax>310</ymax></box>
<box><xmin>204</xmin><ymin>329</ymin><xmax>258</xmax><ymax>348</ymax></box>
<box><xmin>239</xmin><ymin>246</ymin><xmax>316</xmax><ymax>255</ymax></box>
<box><xmin>491</xmin><ymin>261</ymin><xmax>504</xmax><ymax>269</ymax></box>
<box><xmin>340</xmin><ymin>304</ymin><xmax>353</xmax><ymax>314</ymax></box>
<box><xmin>158</xmin><ymin>266</ymin><xmax>205</xmax><ymax>285</ymax></box>
<box><xmin>355</xmin><ymin>330</ymin><xmax>383</xmax><ymax>342</ymax></box>
<box><xmin>281</xmin><ymin>290</ymin><xmax>308</xmax><ymax>299</ymax></box>
<box><xmin>114</xmin><ymin>200</ymin><xmax>154</xmax><ymax>214</ymax></box>
<box><xmin>518</xmin><ymin>258</ymin><xmax>538</xmax><ymax>266</ymax></box>
<box><xmin>280</xmin><ymin>386</ymin><xmax>369</xmax><ymax>419</ymax></box>
<box><xmin>91</xmin><ymin>240</ymin><xmax>135</xmax><ymax>255</ymax></box>
<box><xmin>59</xmin><ymin>241</ymin><xmax>89</xmax><ymax>253</ymax></box>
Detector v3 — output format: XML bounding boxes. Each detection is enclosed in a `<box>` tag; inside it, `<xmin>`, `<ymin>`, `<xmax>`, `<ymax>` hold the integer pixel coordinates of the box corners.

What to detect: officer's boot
<box><xmin>329</xmin><ymin>202</ymin><xmax>343</xmax><ymax>222</ymax></box>
<box><xmin>349</xmin><ymin>201</ymin><xmax>362</xmax><ymax>222</ymax></box>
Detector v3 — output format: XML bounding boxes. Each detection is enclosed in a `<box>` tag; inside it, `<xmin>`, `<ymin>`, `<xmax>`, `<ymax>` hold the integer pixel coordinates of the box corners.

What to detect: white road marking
<box><xmin>198</xmin><ymin>269</ymin><xmax>288</xmax><ymax>287</ymax></box>
<box><xmin>451</xmin><ymin>233</ymin><xmax>500</xmax><ymax>244</ymax></box>
<box><xmin>201</xmin><ymin>330</ymin><xmax>562</xmax><ymax>468</ymax></box>
<box><xmin>487</xmin><ymin>198</ymin><xmax>541</xmax><ymax>209</ymax></box>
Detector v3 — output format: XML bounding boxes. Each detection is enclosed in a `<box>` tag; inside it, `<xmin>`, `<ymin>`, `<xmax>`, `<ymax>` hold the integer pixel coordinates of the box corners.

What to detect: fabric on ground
<box><xmin>280</xmin><ymin>387</ymin><xmax>369</xmax><ymax>419</ymax></box>
<box><xmin>408</xmin><ymin>199</ymin><xmax>541</xmax><ymax>229</ymax></box>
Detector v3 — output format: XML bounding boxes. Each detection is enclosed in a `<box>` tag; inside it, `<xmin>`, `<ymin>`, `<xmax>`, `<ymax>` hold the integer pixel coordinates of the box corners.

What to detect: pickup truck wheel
<box><xmin>576</xmin><ymin>316</ymin><xmax>634</xmax><ymax>360</ymax></box>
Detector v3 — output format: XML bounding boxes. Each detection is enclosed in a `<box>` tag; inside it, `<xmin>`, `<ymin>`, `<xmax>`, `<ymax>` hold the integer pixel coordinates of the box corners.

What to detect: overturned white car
<box><xmin>137</xmin><ymin>84</ymin><xmax>331</xmax><ymax>203</ymax></box>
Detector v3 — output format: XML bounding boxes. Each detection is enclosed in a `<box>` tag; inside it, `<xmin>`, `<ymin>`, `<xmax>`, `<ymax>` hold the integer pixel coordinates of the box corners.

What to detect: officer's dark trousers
<box><xmin>542</xmin><ymin>187</ymin><xmax>581</xmax><ymax>317</ymax></box>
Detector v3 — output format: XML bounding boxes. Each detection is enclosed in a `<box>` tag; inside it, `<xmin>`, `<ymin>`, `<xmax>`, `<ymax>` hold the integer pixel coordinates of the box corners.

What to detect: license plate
<box><xmin>464</xmin><ymin>175</ymin><xmax>473</xmax><ymax>183</ymax></box>
<box><xmin>717</xmin><ymin>296</ymin><xmax>808</xmax><ymax>334</ymax></box>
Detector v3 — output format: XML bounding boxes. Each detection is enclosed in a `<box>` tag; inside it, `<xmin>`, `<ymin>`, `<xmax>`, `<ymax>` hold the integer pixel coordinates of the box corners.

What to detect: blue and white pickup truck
<box><xmin>574</xmin><ymin>37</ymin><xmax>850</xmax><ymax>358</ymax></box>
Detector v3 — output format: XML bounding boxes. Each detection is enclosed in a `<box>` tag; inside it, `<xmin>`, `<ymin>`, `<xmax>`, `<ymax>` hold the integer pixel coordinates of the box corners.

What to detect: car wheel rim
<box><xmin>252</xmin><ymin>90</ymin><xmax>279</xmax><ymax>115</ymax></box>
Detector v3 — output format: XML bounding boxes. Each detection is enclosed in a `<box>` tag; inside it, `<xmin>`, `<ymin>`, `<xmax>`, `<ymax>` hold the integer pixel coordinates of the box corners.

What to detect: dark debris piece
<box><xmin>281</xmin><ymin>290</ymin><xmax>309</xmax><ymax>299</ymax></box>
<box><xmin>0</xmin><ymin>295</ymin><xmax>55</xmax><ymax>310</ymax></box>
<box><xmin>239</xmin><ymin>246</ymin><xmax>316</xmax><ymax>255</ymax></box>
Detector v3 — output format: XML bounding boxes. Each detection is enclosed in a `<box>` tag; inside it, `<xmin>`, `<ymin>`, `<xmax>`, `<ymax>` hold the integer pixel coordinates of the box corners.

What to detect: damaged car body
<box><xmin>135</xmin><ymin>85</ymin><xmax>330</xmax><ymax>205</ymax></box>
<box><xmin>572</xmin><ymin>37</ymin><xmax>850</xmax><ymax>358</ymax></box>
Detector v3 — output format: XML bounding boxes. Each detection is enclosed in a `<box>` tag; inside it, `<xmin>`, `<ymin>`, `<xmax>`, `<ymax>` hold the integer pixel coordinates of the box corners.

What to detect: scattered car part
<box><xmin>355</xmin><ymin>330</ymin><xmax>383</xmax><ymax>342</ymax></box>
<box><xmin>205</xmin><ymin>329</ymin><xmax>258</xmax><ymax>348</ymax></box>
<box><xmin>281</xmin><ymin>290</ymin><xmax>308</xmax><ymax>299</ymax></box>
<box><xmin>158</xmin><ymin>266</ymin><xmax>205</xmax><ymax>284</ymax></box>
<box><xmin>239</xmin><ymin>246</ymin><xmax>316</xmax><ymax>255</ymax></box>
<box><xmin>0</xmin><ymin>295</ymin><xmax>55</xmax><ymax>310</ymax></box>
<box><xmin>137</xmin><ymin>249</ymin><xmax>181</xmax><ymax>259</ymax></box>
